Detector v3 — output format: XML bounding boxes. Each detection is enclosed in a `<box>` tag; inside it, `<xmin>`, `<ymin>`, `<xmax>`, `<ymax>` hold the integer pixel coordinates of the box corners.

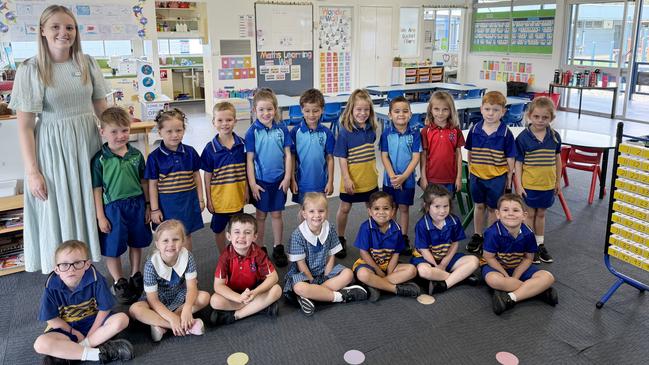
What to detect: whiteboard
<box><xmin>255</xmin><ymin>3</ymin><xmax>312</xmax><ymax>52</ymax></box>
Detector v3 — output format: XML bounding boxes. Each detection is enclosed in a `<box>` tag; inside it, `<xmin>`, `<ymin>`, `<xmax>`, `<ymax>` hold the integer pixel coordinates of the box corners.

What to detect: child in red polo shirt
<box><xmin>209</xmin><ymin>213</ymin><xmax>282</xmax><ymax>324</ymax></box>
<box><xmin>419</xmin><ymin>91</ymin><xmax>464</xmax><ymax>195</ymax></box>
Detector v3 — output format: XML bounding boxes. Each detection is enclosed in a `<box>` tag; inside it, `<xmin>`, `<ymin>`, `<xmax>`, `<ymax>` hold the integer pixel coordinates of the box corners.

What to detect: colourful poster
<box><xmin>318</xmin><ymin>7</ymin><xmax>352</xmax><ymax>93</ymax></box>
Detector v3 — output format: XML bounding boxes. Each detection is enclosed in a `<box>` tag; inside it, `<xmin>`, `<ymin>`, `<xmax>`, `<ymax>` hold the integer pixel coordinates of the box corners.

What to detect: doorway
<box><xmin>358</xmin><ymin>7</ymin><xmax>393</xmax><ymax>87</ymax></box>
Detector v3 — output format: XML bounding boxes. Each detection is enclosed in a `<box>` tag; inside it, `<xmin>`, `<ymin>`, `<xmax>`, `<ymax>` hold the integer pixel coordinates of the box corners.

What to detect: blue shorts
<box><xmin>252</xmin><ymin>180</ymin><xmax>287</xmax><ymax>213</ymax></box>
<box><xmin>210</xmin><ymin>210</ymin><xmax>243</xmax><ymax>234</ymax></box>
<box><xmin>470</xmin><ymin>174</ymin><xmax>507</xmax><ymax>209</ymax></box>
<box><xmin>383</xmin><ymin>186</ymin><xmax>415</xmax><ymax>206</ymax></box>
<box><xmin>100</xmin><ymin>196</ymin><xmax>152</xmax><ymax>257</ymax></box>
<box><xmin>523</xmin><ymin>188</ymin><xmax>555</xmax><ymax>209</ymax></box>
<box><xmin>411</xmin><ymin>252</ymin><xmax>464</xmax><ymax>270</ymax></box>
<box><xmin>157</xmin><ymin>189</ymin><xmax>204</xmax><ymax>234</ymax></box>
<box><xmin>340</xmin><ymin>187</ymin><xmax>379</xmax><ymax>204</ymax></box>
<box><xmin>45</xmin><ymin>313</ymin><xmax>113</xmax><ymax>341</ymax></box>
<box><xmin>481</xmin><ymin>264</ymin><xmax>539</xmax><ymax>282</ymax></box>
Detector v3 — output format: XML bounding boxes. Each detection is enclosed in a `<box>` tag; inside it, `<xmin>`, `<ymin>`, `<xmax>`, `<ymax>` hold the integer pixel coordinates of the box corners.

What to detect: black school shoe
<box><xmin>396</xmin><ymin>282</ymin><xmax>421</xmax><ymax>298</ymax></box>
<box><xmin>366</xmin><ymin>286</ymin><xmax>381</xmax><ymax>302</ymax></box>
<box><xmin>538</xmin><ymin>245</ymin><xmax>554</xmax><ymax>263</ymax></box>
<box><xmin>428</xmin><ymin>280</ymin><xmax>448</xmax><ymax>295</ymax></box>
<box><xmin>263</xmin><ymin>300</ymin><xmax>279</xmax><ymax>318</ymax></box>
<box><xmin>129</xmin><ymin>272</ymin><xmax>144</xmax><ymax>299</ymax></box>
<box><xmin>340</xmin><ymin>285</ymin><xmax>368</xmax><ymax>302</ymax></box>
<box><xmin>532</xmin><ymin>252</ymin><xmax>541</xmax><ymax>264</ymax></box>
<box><xmin>492</xmin><ymin>290</ymin><xmax>516</xmax><ymax>315</ymax></box>
<box><xmin>462</xmin><ymin>273</ymin><xmax>481</xmax><ymax>286</ymax></box>
<box><xmin>466</xmin><ymin>234</ymin><xmax>483</xmax><ymax>253</ymax></box>
<box><xmin>335</xmin><ymin>236</ymin><xmax>347</xmax><ymax>259</ymax></box>
<box><xmin>538</xmin><ymin>287</ymin><xmax>559</xmax><ymax>306</ymax></box>
<box><xmin>113</xmin><ymin>278</ymin><xmax>133</xmax><ymax>305</ymax></box>
<box><xmin>210</xmin><ymin>309</ymin><xmax>236</xmax><ymax>325</ymax></box>
<box><xmin>97</xmin><ymin>339</ymin><xmax>134</xmax><ymax>363</ymax></box>
<box><xmin>272</xmin><ymin>245</ymin><xmax>288</xmax><ymax>267</ymax></box>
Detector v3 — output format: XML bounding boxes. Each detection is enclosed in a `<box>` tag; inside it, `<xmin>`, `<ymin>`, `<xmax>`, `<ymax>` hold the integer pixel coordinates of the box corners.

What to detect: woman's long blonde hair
<box><xmin>340</xmin><ymin>89</ymin><xmax>377</xmax><ymax>132</ymax></box>
<box><xmin>37</xmin><ymin>5</ymin><xmax>89</xmax><ymax>86</ymax></box>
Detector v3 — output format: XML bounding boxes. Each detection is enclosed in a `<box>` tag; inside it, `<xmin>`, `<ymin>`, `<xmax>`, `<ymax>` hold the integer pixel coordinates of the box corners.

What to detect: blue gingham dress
<box><xmin>143</xmin><ymin>248</ymin><xmax>198</xmax><ymax>311</ymax></box>
<box><xmin>284</xmin><ymin>220</ymin><xmax>346</xmax><ymax>293</ymax></box>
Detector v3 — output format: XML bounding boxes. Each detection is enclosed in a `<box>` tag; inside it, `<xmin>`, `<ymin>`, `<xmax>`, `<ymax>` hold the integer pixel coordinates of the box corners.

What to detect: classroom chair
<box><xmin>323</xmin><ymin>102</ymin><xmax>342</xmax><ymax>135</ymax></box>
<box><xmin>462</xmin><ymin>109</ymin><xmax>482</xmax><ymax>129</ymax></box>
<box><xmin>409</xmin><ymin>113</ymin><xmax>425</xmax><ymax>130</ymax></box>
<box><xmin>382</xmin><ymin>89</ymin><xmax>405</xmax><ymax>107</ymax></box>
<box><xmin>563</xmin><ymin>146</ymin><xmax>605</xmax><ymax>204</ymax></box>
<box><xmin>417</xmin><ymin>91</ymin><xmax>432</xmax><ymax>102</ymax></box>
<box><xmin>502</xmin><ymin>103</ymin><xmax>525</xmax><ymax>127</ymax></box>
<box><xmin>283</xmin><ymin>105</ymin><xmax>303</xmax><ymax>126</ymax></box>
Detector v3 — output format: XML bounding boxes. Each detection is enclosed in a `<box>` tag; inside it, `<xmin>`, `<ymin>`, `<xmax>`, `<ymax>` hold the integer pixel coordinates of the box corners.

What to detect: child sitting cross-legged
<box><xmin>284</xmin><ymin>192</ymin><xmax>368</xmax><ymax>316</ymax></box>
<box><xmin>209</xmin><ymin>213</ymin><xmax>282</xmax><ymax>325</ymax></box>
<box><xmin>482</xmin><ymin>194</ymin><xmax>558</xmax><ymax>315</ymax></box>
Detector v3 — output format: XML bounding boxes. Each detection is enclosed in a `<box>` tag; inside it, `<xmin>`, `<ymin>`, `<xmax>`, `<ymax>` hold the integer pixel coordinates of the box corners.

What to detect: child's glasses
<box><xmin>56</xmin><ymin>260</ymin><xmax>88</xmax><ymax>272</ymax></box>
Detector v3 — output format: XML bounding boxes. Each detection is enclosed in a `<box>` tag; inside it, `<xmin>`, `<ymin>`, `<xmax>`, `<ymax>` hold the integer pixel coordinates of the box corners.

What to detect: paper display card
<box><xmin>471</xmin><ymin>9</ymin><xmax>555</xmax><ymax>54</ymax></box>
<box><xmin>318</xmin><ymin>7</ymin><xmax>352</xmax><ymax>94</ymax></box>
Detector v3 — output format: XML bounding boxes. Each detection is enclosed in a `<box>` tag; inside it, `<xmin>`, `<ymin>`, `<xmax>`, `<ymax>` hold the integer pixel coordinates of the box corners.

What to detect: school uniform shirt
<box><xmin>465</xmin><ymin>121</ymin><xmax>515</xmax><ymax>180</ymax></box>
<box><xmin>91</xmin><ymin>143</ymin><xmax>145</xmax><ymax>204</ymax></box>
<box><xmin>144</xmin><ymin>142</ymin><xmax>201</xmax><ymax>194</ymax></box>
<box><xmin>143</xmin><ymin>247</ymin><xmax>197</xmax><ymax>311</ymax></box>
<box><xmin>333</xmin><ymin>124</ymin><xmax>379</xmax><ymax>193</ymax></box>
<box><xmin>380</xmin><ymin>126</ymin><xmax>422</xmax><ymax>189</ymax></box>
<box><xmin>244</xmin><ymin>120</ymin><xmax>292</xmax><ymax>183</ymax></box>
<box><xmin>352</xmin><ymin>218</ymin><xmax>405</xmax><ymax>270</ymax></box>
<box><xmin>483</xmin><ymin>220</ymin><xmax>537</xmax><ymax>270</ymax></box>
<box><xmin>200</xmin><ymin>133</ymin><xmax>247</xmax><ymax>213</ymax></box>
<box><xmin>413</xmin><ymin>214</ymin><xmax>466</xmax><ymax>261</ymax></box>
<box><xmin>515</xmin><ymin>127</ymin><xmax>562</xmax><ymax>191</ymax></box>
<box><xmin>420</xmin><ymin>124</ymin><xmax>465</xmax><ymax>184</ymax></box>
<box><xmin>214</xmin><ymin>243</ymin><xmax>275</xmax><ymax>293</ymax></box>
<box><xmin>290</xmin><ymin>121</ymin><xmax>335</xmax><ymax>193</ymax></box>
<box><xmin>38</xmin><ymin>265</ymin><xmax>114</xmax><ymax>332</ymax></box>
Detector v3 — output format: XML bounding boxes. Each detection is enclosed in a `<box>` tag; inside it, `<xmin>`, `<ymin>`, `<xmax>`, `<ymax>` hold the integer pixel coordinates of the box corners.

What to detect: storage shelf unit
<box><xmin>155</xmin><ymin>2</ymin><xmax>207</xmax><ymax>41</ymax></box>
<box><xmin>393</xmin><ymin>65</ymin><xmax>445</xmax><ymax>85</ymax></box>
<box><xmin>0</xmin><ymin>194</ymin><xmax>24</xmax><ymax>276</ymax></box>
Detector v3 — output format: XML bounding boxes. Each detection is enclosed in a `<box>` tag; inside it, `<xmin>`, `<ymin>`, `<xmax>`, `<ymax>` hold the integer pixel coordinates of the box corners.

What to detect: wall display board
<box><xmin>255</xmin><ymin>2</ymin><xmax>313</xmax><ymax>96</ymax></box>
<box><xmin>9</xmin><ymin>0</ymin><xmax>142</xmax><ymax>41</ymax></box>
<box><xmin>471</xmin><ymin>9</ymin><xmax>554</xmax><ymax>54</ymax></box>
<box><xmin>596</xmin><ymin>123</ymin><xmax>649</xmax><ymax>309</ymax></box>
<box><xmin>479</xmin><ymin>58</ymin><xmax>535</xmax><ymax>85</ymax></box>
<box><xmin>219</xmin><ymin>56</ymin><xmax>255</xmax><ymax>80</ymax></box>
<box><xmin>318</xmin><ymin>6</ymin><xmax>351</xmax><ymax>94</ymax></box>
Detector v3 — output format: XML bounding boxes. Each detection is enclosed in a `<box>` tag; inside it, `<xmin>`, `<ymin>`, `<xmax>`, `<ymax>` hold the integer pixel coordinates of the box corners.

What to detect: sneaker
<box><xmin>492</xmin><ymin>290</ymin><xmax>516</xmax><ymax>315</ymax></box>
<box><xmin>209</xmin><ymin>309</ymin><xmax>236</xmax><ymax>326</ymax></box>
<box><xmin>129</xmin><ymin>272</ymin><xmax>144</xmax><ymax>299</ymax></box>
<box><xmin>466</xmin><ymin>234</ymin><xmax>483</xmax><ymax>253</ymax></box>
<box><xmin>150</xmin><ymin>325</ymin><xmax>167</xmax><ymax>342</ymax></box>
<box><xmin>428</xmin><ymin>280</ymin><xmax>447</xmax><ymax>295</ymax></box>
<box><xmin>367</xmin><ymin>286</ymin><xmax>381</xmax><ymax>302</ymax></box>
<box><xmin>538</xmin><ymin>245</ymin><xmax>554</xmax><ymax>263</ymax></box>
<box><xmin>396</xmin><ymin>282</ymin><xmax>421</xmax><ymax>298</ymax></box>
<box><xmin>335</xmin><ymin>236</ymin><xmax>347</xmax><ymax>259</ymax></box>
<box><xmin>532</xmin><ymin>252</ymin><xmax>541</xmax><ymax>264</ymax></box>
<box><xmin>340</xmin><ymin>285</ymin><xmax>368</xmax><ymax>302</ymax></box>
<box><xmin>187</xmin><ymin>318</ymin><xmax>205</xmax><ymax>336</ymax></box>
<box><xmin>113</xmin><ymin>278</ymin><xmax>133</xmax><ymax>304</ymax></box>
<box><xmin>97</xmin><ymin>339</ymin><xmax>134</xmax><ymax>363</ymax></box>
<box><xmin>401</xmin><ymin>235</ymin><xmax>412</xmax><ymax>256</ymax></box>
<box><xmin>272</xmin><ymin>245</ymin><xmax>288</xmax><ymax>267</ymax></box>
<box><xmin>538</xmin><ymin>287</ymin><xmax>558</xmax><ymax>306</ymax></box>
<box><xmin>297</xmin><ymin>296</ymin><xmax>315</xmax><ymax>316</ymax></box>
<box><xmin>263</xmin><ymin>300</ymin><xmax>279</xmax><ymax>317</ymax></box>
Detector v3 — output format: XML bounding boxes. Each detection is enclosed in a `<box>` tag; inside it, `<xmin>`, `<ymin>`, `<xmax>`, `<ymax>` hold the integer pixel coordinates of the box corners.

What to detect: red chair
<box><xmin>563</xmin><ymin>146</ymin><xmax>605</xmax><ymax>204</ymax></box>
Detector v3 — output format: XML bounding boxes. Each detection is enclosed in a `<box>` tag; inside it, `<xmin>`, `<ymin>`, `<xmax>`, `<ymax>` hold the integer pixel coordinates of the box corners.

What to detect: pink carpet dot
<box><xmin>496</xmin><ymin>351</ymin><xmax>519</xmax><ymax>365</ymax></box>
<box><xmin>344</xmin><ymin>349</ymin><xmax>366</xmax><ymax>364</ymax></box>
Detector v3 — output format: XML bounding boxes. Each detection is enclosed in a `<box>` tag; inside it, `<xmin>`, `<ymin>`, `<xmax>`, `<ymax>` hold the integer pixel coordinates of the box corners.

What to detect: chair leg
<box><xmin>563</xmin><ymin>170</ymin><xmax>569</xmax><ymax>187</ymax></box>
<box><xmin>557</xmin><ymin>190</ymin><xmax>572</xmax><ymax>221</ymax></box>
<box><xmin>588</xmin><ymin>170</ymin><xmax>598</xmax><ymax>204</ymax></box>
<box><xmin>456</xmin><ymin>191</ymin><xmax>466</xmax><ymax>216</ymax></box>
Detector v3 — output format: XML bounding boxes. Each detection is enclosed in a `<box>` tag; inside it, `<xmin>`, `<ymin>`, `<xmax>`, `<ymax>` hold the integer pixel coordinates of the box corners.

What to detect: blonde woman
<box><xmin>10</xmin><ymin>5</ymin><xmax>110</xmax><ymax>273</ymax></box>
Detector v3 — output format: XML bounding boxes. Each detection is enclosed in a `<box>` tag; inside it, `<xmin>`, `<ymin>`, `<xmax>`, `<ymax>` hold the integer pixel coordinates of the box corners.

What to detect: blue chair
<box><xmin>462</xmin><ymin>109</ymin><xmax>482</xmax><ymax>129</ymax></box>
<box><xmin>382</xmin><ymin>89</ymin><xmax>405</xmax><ymax>106</ymax></box>
<box><xmin>418</xmin><ymin>91</ymin><xmax>432</xmax><ymax>102</ymax></box>
<box><xmin>464</xmin><ymin>88</ymin><xmax>483</xmax><ymax>99</ymax></box>
<box><xmin>502</xmin><ymin>103</ymin><xmax>525</xmax><ymax>127</ymax></box>
<box><xmin>323</xmin><ymin>102</ymin><xmax>342</xmax><ymax>135</ymax></box>
<box><xmin>409</xmin><ymin>113</ymin><xmax>425</xmax><ymax>129</ymax></box>
<box><xmin>283</xmin><ymin>105</ymin><xmax>303</xmax><ymax>126</ymax></box>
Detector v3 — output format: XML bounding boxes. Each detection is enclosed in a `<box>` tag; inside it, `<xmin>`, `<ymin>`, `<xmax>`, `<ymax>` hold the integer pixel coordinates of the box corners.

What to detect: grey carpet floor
<box><xmin>2</xmin><ymin>168</ymin><xmax>648</xmax><ymax>365</ymax></box>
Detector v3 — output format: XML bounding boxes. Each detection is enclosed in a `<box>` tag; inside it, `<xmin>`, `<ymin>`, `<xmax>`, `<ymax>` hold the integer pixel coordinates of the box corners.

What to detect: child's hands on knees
<box><xmin>243</xmin><ymin>289</ymin><xmax>256</xmax><ymax>304</ymax></box>
<box><xmin>180</xmin><ymin>308</ymin><xmax>194</xmax><ymax>333</ymax></box>
<box><xmin>169</xmin><ymin>314</ymin><xmax>184</xmax><ymax>336</ymax></box>
<box><xmin>239</xmin><ymin>288</ymin><xmax>252</xmax><ymax>304</ymax></box>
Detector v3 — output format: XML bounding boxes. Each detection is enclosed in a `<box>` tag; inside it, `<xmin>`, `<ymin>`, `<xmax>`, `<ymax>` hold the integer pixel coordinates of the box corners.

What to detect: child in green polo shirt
<box><xmin>91</xmin><ymin>107</ymin><xmax>152</xmax><ymax>304</ymax></box>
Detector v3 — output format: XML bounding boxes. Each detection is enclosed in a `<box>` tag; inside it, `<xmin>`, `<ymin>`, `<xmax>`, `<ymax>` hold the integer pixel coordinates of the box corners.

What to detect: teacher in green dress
<box><xmin>11</xmin><ymin>5</ymin><xmax>110</xmax><ymax>273</ymax></box>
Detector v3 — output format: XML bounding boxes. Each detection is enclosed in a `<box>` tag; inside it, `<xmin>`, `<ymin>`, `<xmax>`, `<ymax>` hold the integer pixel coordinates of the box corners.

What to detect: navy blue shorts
<box><xmin>481</xmin><ymin>264</ymin><xmax>539</xmax><ymax>282</ymax></box>
<box><xmin>411</xmin><ymin>252</ymin><xmax>464</xmax><ymax>270</ymax></box>
<box><xmin>45</xmin><ymin>313</ymin><xmax>113</xmax><ymax>341</ymax></box>
<box><xmin>524</xmin><ymin>188</ymin><xmax>555</xmax><ymax>209</ymax></box>
<box><xmin>383</xmin><ymin>186</ymin><xmax>415</xmax><ymax>206</ymax></box>
<box><xmin>252</xmin><ymin>180</ymin><xmax>287</xmax><ymax>213</ymax></box>
<box><xmin>210</xmin><ymin>210</ymin><xmax>243</xmax><ymax>234</ymax></box>
<box><xmin>157</xmin><ymin>189</ymin><xmax>204</xmax><ymax>234</ymax></box>
<box><xmin>470</xmin><ymin>174</ymin><xmax>507</xmax><ymax>209</ymax></box>
<box><xmin>100</xmin><ymin>196</ymin><xmax>152</xmax><ymax>257</ymax></box>
<box><xmin>340</xmin><ymin>187</ymin><xmax>379</xmax><ymax>204</ymax></box>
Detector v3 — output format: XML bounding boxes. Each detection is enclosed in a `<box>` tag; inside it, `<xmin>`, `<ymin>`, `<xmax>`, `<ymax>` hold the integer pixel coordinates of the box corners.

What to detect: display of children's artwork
<box><xmin>479</xmin><ymin>59</ymin><xmax>536</xmax><ymax>85</ymax></box>
<box><xmin>318</xmin><ymin>7</ymin><xmax>352</xmax><ymax>94</ymax></box>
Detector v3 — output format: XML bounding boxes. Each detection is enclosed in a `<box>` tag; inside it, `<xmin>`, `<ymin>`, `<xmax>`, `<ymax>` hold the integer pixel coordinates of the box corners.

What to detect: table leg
<box><xmin>578</xmin><ymin>89</ymin><xmax>583</xmax><ymax>119</ymax></box>
<box><xmin>599</xmin><ymin>148</ymin><xmax>609</xmax><ymax>199</ymax></box>
<box><xmin>611</xmin><ymin>88</ymin><xmax>617</xmax><ymax>119</ymax></box>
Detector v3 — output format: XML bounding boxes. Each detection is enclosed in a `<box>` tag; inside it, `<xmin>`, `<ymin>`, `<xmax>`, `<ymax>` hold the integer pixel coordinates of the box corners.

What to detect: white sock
<box><xmin>81</xmin><ymin>347</ymin><xmax>100</xmax><ymax>361</ymax></box>
<box><xmin>535</xmin><ymin>235</ymin><xmax>544</xmax><ymax>246</ymax></box>
<box><xmin>508</xmin><ymin>292</ymin><xmax>517</xmax><ymax>302</ymax></box>
<box><xmin>332</xmin><ymin>291</ymin><xmax>343</xmax><ymax>302</ymax></box>
<box><xmin>79</xmin><ymin>338</ymin><xmax>90</xmax><ymax>346</ymax></box>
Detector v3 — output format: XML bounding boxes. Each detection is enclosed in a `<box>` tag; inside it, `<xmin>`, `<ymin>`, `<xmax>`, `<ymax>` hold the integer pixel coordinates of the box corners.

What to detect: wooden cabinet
<box><xmin>0</xmin><ymin>195</ymin><xmax>24</xmax><ymax>276</ymax></box>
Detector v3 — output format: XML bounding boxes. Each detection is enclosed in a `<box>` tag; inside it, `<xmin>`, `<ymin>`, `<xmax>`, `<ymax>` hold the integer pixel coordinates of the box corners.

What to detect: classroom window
<box><xmin>150</xmin><ymin>39</ymin><xmax>203</xmax><ymax>56</ymax></box>
<box><xmin>432</xmin><ymin>9</ymin><xmax>462</xmax><ymax>53</ymax></box>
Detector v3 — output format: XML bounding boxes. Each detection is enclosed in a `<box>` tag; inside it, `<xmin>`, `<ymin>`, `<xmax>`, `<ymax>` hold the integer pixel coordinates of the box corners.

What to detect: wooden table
<box><xmin>548</xmin><ymin>83</ymin><xmax>618</xmax><ymax>119</ymax></box>
<box><xmin>129</xmin><ymin>121</ymin><xmax>156</xmax><ymax>157</ymax></box>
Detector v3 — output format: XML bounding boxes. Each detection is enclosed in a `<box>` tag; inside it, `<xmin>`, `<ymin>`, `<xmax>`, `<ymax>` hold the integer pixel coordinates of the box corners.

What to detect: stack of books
<box><xmin>0</xmin><ymin>233</ymin><xmax>23</xmax><ymax>270</ymax></box>
<box><xmin>0</xmin><ymin>208</ymin><xmax>23</xmax><ymax>230</ymax></box>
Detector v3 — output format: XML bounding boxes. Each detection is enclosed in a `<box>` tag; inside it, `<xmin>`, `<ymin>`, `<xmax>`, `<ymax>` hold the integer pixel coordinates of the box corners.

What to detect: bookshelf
<box><xmin>0</xmin><ymin>194</ymin><xmax>24</xmax><ymax>276</ymax></box>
